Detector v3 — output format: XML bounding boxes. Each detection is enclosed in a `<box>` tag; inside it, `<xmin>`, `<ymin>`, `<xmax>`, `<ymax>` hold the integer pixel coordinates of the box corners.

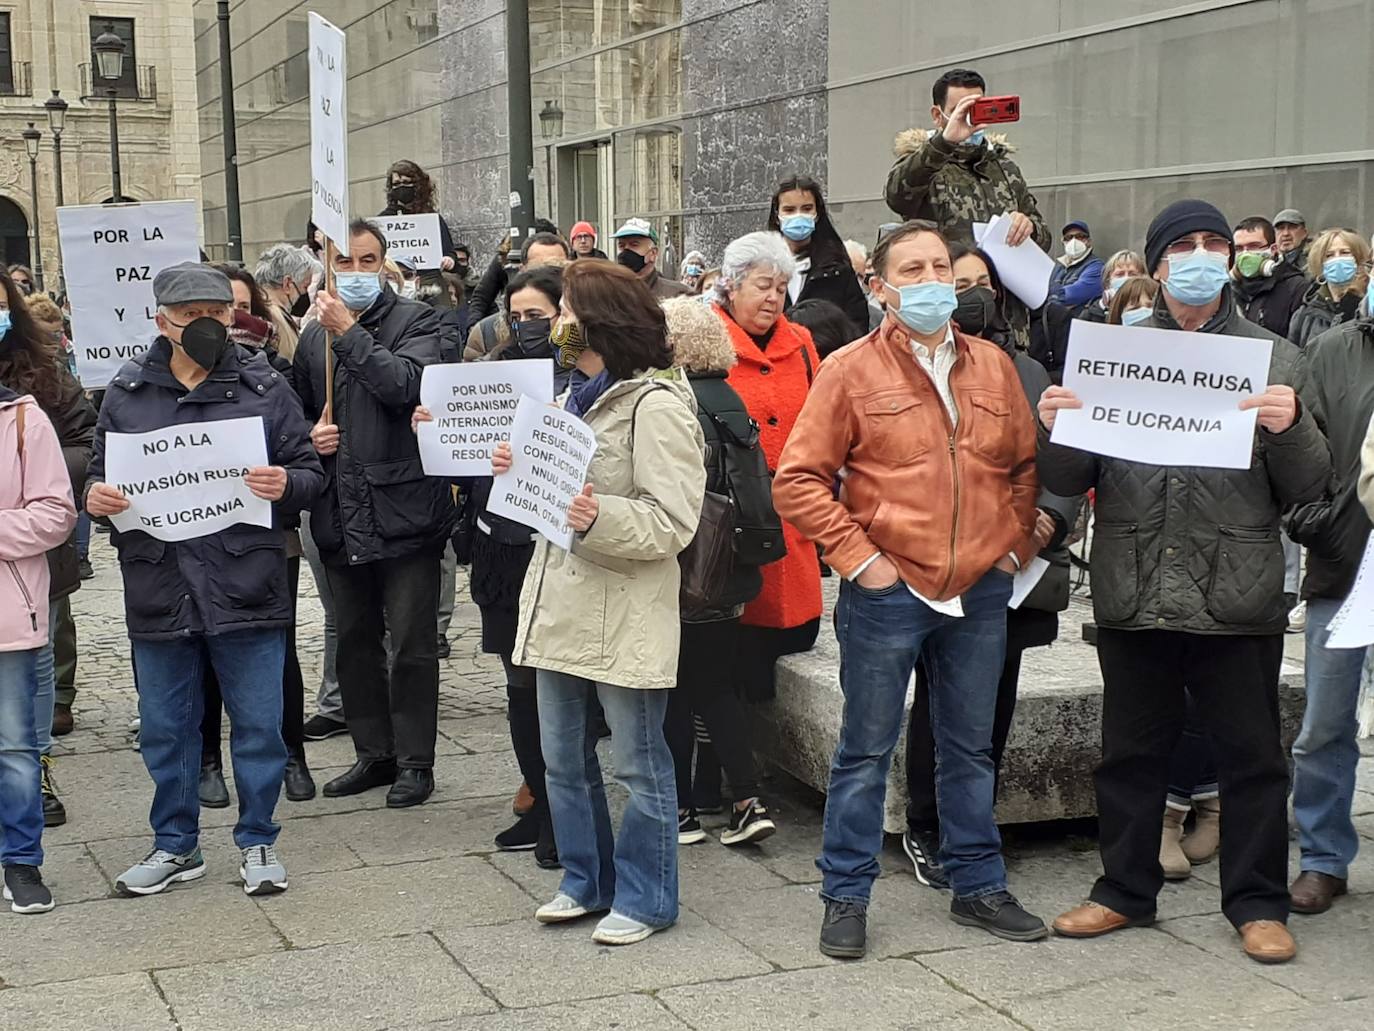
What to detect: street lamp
<box><xmin>539</xmin><ymin>100</ymin><xmax>564</xmax><ymax>220</ymax></box>
<box><xmin>44</xmin><ymin>90</ymin><xmax>68</xmax><ymax>293</ymax></box>
<box><xmin>22</xmin><ymin>122</ymin><xmax>44</xmax><ymax>292</ymax></box>
<box><xmin>93</xmin><ymin>23</ymin><xmax>127</xmax><ymax>203</ymax></box>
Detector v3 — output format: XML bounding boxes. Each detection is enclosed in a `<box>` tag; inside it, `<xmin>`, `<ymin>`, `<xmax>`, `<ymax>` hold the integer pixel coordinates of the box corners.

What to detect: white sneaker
<box><xmin>240</xmin><ymin>845</ymin><xmax>288</xmax><ymax>896</ymax></box>
<box><xmin>1287</xmin><ymin>601</ymin><xmax>1307</xmax><ymax>634</ymax></box>
<box><xmin>536</xmin><ymin>892</ymin><xmax>592</xmax><ymax>923</ymax></box>
<box><xmin>592</xmin><ymin>911</ymin><xmax>659</xmax><ymax>946</ymax></box>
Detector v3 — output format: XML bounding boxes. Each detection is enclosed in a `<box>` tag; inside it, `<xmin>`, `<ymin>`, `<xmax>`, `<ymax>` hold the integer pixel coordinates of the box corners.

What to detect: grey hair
<box><xmin>254</xmin><ymin>243</ymin><xmax>323</xmax><ymax>288</ymax></box>
<box><xmin>843</xmin><ymin>239</ymin><xmax>868</xmax><ymax>262</ymax></box>
<box><xmin>1102</xmin><ymin>249</ymin><xmax>1145</xmax><ymax>280</ymax></box>
<box><xmin>714</xmin><ymin>231</ymin><xmax>797</xmax><ymax>305</ymax></box>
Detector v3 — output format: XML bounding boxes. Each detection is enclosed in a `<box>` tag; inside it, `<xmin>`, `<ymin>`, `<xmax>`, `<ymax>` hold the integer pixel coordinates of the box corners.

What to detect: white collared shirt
<box><xmin>909</xmin><ymin>325</ymin><xmax>959</xmax><ymax>427</ymax></box>
<box><xmin>788</xmin><ymin>256</ymin><xmax>811</xmax><ymax>306</ymax></box>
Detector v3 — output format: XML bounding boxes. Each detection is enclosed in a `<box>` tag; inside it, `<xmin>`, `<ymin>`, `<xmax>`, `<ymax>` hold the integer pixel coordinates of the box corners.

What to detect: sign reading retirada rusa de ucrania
<box><xmin>105</xmin><ymin>417</ymin><xmax>272</xmax><ymax>542</ymax></box>
<box><xmin>1051</xmin><ymin>321</ymin><xmax>1274</xmax><ymax>470</ymax></box>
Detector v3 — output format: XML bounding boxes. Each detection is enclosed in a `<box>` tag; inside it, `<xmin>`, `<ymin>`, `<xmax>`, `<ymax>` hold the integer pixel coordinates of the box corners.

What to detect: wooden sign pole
<box><xmin>323</xmin><ymin>236</ymin><xmax>336</xmax><ymax>423</ymax></box>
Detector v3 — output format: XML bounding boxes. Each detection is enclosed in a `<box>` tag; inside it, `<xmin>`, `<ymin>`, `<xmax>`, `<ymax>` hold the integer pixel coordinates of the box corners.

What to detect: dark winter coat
<box><xmin>1027</xmin><ymin>300</ymin><xmax>1075</xmax><ymax>385</ymax></box>
<box><xmin>1049</xmin><ymin>253</ymin><xmax>1104</xmax><ymax>317</ymax></box>
<box><xmin>1285</xmin><ymin>317</ymin><xmax>1374</xmax><ymax>601</ymax></box>
<box><xmin>293</xmin><ymin>286</ymin><xmax>454</xmax><ymax>566</ymax></box>
<box><xmin>30</xmin><ymin>367</ymin><xmax>95</xmax><ymax>600</ymax></box>
<box><xmin>86</xmin><ymin>340</ymin><xmax>323</xmax><ymax>640</ymax></box>
<box><xmin>787</xmin><ymin>255</ymin><xmax>870</xmax><ymax>338</ymax></box>
<box><xmin>1038</xmin><ymin>288</ymin><xmax>1330</xmax><ymax>636</ymax></box>
<box><xmin>1289</xmin><ymin>281</ymin><xmax>1362</xmax><ymax>349</ymax></box>
<box><xmin>1233</xmin><ymin>263</ymin><xmax>1308</xmax><ymax>339</ymax></box>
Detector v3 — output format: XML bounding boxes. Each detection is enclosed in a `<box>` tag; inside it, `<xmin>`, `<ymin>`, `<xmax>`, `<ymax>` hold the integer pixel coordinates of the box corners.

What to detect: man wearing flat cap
<box><xmin>1274</xmin><ymin>209</ymin><xmax>1312</xmax><ymax>272</ymax></box>
<box><xmin>85</xmin><ymin>262</ymin><xmax>322</xmax><ymax>899</ymax></box>
<box><xmin>1038</xmin><ymin>200</ymin><xmax>1330</xmax><ymax>965</ymax></box>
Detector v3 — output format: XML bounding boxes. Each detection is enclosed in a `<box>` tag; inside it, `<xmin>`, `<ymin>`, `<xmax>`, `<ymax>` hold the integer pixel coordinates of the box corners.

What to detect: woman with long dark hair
<box><xmin>495</xmin><ymin>259</ymin><xmax>704</xmax><ymax>945</ymax></box>
<box><xmin>0</xmin><ymin>269</ymin><xmax>95</xmax><ymax>829</ymax></box>
<box><xmin>767</xmin><ymin>175</ymin><xmax>869</xmax><ymax>335</ymax></box>
<box><xmin>380</xmin><ymin>159</ymin><xmax>458</xmax><ymax>275</ymax></box>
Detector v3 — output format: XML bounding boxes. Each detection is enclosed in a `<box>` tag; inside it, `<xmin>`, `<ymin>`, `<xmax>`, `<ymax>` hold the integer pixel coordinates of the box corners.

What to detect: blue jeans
<box><xmin>75</xmin><ymin>512</ymin><xmax>91</xmax><ymax>562</ymax></box>
<box><xmin>821</xmin><ymin>571</ymin><xmax>1012</xmax><ymax>903</ymax></box>
<box><xmin>33</xmin><ymin>602</ymin><xmax>56</xmax><ymax>758</ymax></box>
<box><xmin>132</xmin><ymin>629</ymin><xmax>288</xmax><ymax>854</ymax></box>
<box><xmin>537</xmin><ymin>670</ymin><xmax>678</xmax><ymax>928</ymax></box>
<box><xmin>1293</xmin><ymin>597</ymin><xmax>1371</xmax><ymax>878</ymax></box>
<box><xmin>0</xmin><ymin>649</ymin><xmax>44</xmax><ymax>867</ymax></box>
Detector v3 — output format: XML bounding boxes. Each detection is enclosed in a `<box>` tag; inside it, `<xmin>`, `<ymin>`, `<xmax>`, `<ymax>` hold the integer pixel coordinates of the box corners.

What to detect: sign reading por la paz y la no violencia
<box><xmin>56</xmin><ymin>199</ymin><xmax>201</xmax><ymax>388</ymax></box>
<box><xmin>373</xmin><ymin>214</ymin><xmax>443</xmax><ymax>270</ymax></box>
<box><xmin>417</xmin><ymin>360</ymin><xmax>554</xmax><ymax>476</ymax></box>
<box><xmin>1050</xmin><ymin>320</ymin><xmax>1274</xmax><ymax>470</ymax></box>
<box><xmin>105</xmin><ymin>416</ymin><xmax>272</xmax><ymax>543</ymax></box>
<box><xmin>308</xmin><ymin>12</ymin><xmax>349</xmax><ymax>255</ymax></box>
<box><xmin>486</xmin><ymin>396</ymin><xmax>598</xmax><ymax>550</ymax></box>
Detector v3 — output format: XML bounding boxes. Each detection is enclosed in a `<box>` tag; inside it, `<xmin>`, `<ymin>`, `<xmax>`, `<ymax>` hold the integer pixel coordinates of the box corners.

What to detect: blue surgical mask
<box><xmin>1366</xmin><ymin>278</ymin><xmax>1374</xmax><ymax>315</ymax></box>
<box><xmin>968</xmin><ymin>130</ymin><xmax>986</xmax><ymax>147</ymax></box>
<box><xmin>1122</xmin><ymin>307</ymin><xmax>1153</xmax><ymax>327</ymax></box>
<box><xmin>0</xmin><ymin>310</ymin><xmax>10</xmax><ymax>339</ymax></box>
<box><xmin>1105</xmin><ymin>274</ymin><xmax>1129</xmax><ymax>300</ymax></box>
<box><xmin>1322</xmin><ymin>255</ymin><xmax>1358</xmax><ymax>286</ymax></box>
<box><xmin>889</xmin><ymin>280</ymin><xmax>957</xmax><ymax>335</ymax></box>
<box><xmin>780</xmin><ymin>215</ymin><xmax>816</xmax><ymax>242</ymax></box>
<box><xmin>1164</xmin><ymin>249</ymin><xmax>1230</xmax><ymax>306</ymax></box>
<box><xmin>335</xmin><ymin>271</ymin><xmax>383</xmax><ymax>311</ymax></box>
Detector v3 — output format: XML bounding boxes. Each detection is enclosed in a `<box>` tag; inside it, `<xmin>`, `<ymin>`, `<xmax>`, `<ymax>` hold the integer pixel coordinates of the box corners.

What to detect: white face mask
<box><xmin>1064</xmin><ymin>238</ymin><xmax>1088</xmax><ymax>260</ymax></box>
<box><xmin>400</xmin><ymin>280</ymin><xmax>418</xmax><ymax>300</ymax></box>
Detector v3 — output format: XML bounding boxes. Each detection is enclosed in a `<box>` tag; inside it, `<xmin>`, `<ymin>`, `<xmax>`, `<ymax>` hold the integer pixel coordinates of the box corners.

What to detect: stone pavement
<box><xmin>3</xmin><ymin>536</ymin><xmax>1372</xmax><ymax>1031</ymax></box>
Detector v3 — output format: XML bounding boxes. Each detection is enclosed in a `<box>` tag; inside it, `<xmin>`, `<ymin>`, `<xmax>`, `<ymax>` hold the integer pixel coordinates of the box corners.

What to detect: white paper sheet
<box><xmin>979</xmin><ymin>213</ymin><xmax>1055</xmax><ymax>309</ymax></box>
<box><xmin>417</xmin><ymin>361</ymin><xmax>554</xmax><ymax>476</ymax></box>
<box><xmin>1326</xmin><ymin>533</ymin><xmax>1374</xmax><ymax>649</ymax></box>
<box><xmin>1008</xmin><ymin>556</ymin><xmax>1051</xmax><ymax>609</ymax></box>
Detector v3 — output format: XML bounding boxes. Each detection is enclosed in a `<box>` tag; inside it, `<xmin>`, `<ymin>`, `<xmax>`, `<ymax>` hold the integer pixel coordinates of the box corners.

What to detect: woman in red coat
<box><xmin>712</xmin><ymin>231</ymin><xmax>823</xmax><ymax>702</ymax></box>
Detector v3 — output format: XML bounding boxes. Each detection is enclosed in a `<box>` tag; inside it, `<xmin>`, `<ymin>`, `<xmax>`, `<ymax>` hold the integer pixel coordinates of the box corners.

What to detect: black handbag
<box><xmin>678</xmin><ymin>489</ymin><xmax>735</xmax><ymax>611</ymax></box>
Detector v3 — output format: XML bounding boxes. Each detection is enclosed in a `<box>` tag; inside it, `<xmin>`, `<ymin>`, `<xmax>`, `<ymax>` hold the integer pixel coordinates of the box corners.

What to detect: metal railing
<box><xmin>0</xmin><ymin>61</ymin><xmax>33</xmax><ymax>97</ymax></box>
<box><xmin>78</xmin><ymin>62</ymin><xmax>157</xmax><ymax>101</ymax></box>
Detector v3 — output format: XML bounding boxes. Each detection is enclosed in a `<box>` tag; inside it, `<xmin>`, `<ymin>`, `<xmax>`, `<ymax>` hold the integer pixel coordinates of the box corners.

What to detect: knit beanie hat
<box><xmin>1144</xmin><ymin>199</ymin><xmax>1232</xmax><ymax>274</ymax></box>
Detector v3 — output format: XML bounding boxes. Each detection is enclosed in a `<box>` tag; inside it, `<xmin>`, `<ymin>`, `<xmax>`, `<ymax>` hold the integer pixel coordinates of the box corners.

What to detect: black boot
<box><xmin>199</xmin><ymin>758</ymin><xmax>230</xmax><ymax>808</ymax></box>
<box><xmin>494</xmin><ymin>810</ymin><xmax>540</xmax><ymax>851</ymax></box>
<box><xmin>40</xmin><ymin>756</ymin><xmax>66</xmax><ymax>828</ymax></box>
<box><xmin>322</xmin><ymin>759</ymin><xmax>397</xmax><ymax>798</ymax></box>
<box><xmin>284</xmin><ymin>749</ymin><xmax>316</xmax><ymax>802</ymax></box>
<box><xmin>386</xmin><ymin>768</ymin><xmax>435</xmax><ymax>808</ymax></box>
<box><xmin>819</xmin><ymin>899</ymin><xmax>867</xmax><ymax>959</ymax></box>
<box><xmin>535</xmin><ymin>811</ymin><xmax>561</xmax><ymax>869</ymax></box>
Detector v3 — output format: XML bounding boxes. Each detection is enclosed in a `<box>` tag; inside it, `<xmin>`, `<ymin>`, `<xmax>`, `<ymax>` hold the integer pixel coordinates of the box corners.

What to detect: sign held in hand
<box><xmin>373</xmin><ymin>214</ymin><xmax>443</xmax><ymax>270</ymax></box>
<box><xmin>105</xmin><ymin>416</ymin><xmax>273</xmax><ymax>542</ymax></box>
<box><xmin>1051</xmin><ymin>321</ymin><xmax>1274</xmax><ymax>470</ymax></box>
<box><xmin>979</xmin><ymin>212</ymin><xmax>1055</xmax><ymax>309</ymax></box>
<box><xmin>417</xmin><ymin>361</ymin><xmax>554</xmax><ymax>476</ymax></box>
<box><xmin>1325</xmin><ymin>533</ymin><xmax>1374</xmax><ymax>650</ymax></box>
<box><xmin>56</xmin><ymin>200</ymin><xmax>201</xmax><ymax>388</ymax></box>
<box><xmin>308</xmin><ymin>12</ymin><xmax>349</xmax><ymax>255</ymax></box>
<box><xmin>486</xmin><ymin>396</ymin><xmax>597</xmax><ymax>549</ymax></box>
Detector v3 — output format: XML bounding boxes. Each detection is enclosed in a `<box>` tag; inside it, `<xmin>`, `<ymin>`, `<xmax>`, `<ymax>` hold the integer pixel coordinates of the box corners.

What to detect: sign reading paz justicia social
<box><xmin>487</xmin><ymin>396</ymin><xmax>598</xmax><ymax>550</ymax></box>
<box><xmin>417</xmin><ymin>360</ymin><xmax>554</xmax><ymax>476</ymax></box>
<box><xmin>373</xmin><ymin>214</ymin><xmax>443</xmax><ymax>270</ymax></box>
<box><xmin>56</xmin><ymin>199</ymin><xmax>201</xmax><ymax>388</ymax></box>
<box><xmin>1051</xmin><ymin>321</ymin><xmax>1274</xmax><ymax>470</ymax></box>
<box><xmin>308</xmin><ymin>12</ymin><xmax>349</xmax><ymax>254</ymax></box>
<box><xmin>105</xmin><ymin>417</ymin><xmax>272</xmax><ymax>542</ymax></box>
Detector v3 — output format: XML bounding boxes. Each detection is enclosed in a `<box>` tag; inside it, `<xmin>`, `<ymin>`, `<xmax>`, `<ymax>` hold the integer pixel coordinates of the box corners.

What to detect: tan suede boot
<box><xmin>1181</xmin><ymin>796</ymin><xmax>1220</xmax><ymax>864</ymax></box>
<box><xmin>1160</xmin><ymin>806</ymin><xmax>1191</xmax><ymax>880</ymax></box>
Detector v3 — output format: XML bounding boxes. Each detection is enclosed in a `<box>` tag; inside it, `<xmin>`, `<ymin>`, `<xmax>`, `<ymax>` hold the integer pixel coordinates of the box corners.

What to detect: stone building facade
<box><xmin>0</xmin><ymin>0</ymin><xmax>201</xmax><ymax>287</ymax></box>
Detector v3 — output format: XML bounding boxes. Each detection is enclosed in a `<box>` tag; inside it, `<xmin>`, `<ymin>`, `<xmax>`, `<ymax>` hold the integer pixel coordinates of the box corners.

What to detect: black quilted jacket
<box><xmin>1038</xmin><ymin>289</ymin><xmax>1331</xmax><ymax>635</ymax></box>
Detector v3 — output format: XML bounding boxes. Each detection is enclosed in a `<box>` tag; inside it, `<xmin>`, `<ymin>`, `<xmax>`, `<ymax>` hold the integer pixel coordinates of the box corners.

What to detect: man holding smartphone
<box><xmin>886</xmin><ymin>68</ymin><xmax>1049</xmax><ymax>346</ymax></box>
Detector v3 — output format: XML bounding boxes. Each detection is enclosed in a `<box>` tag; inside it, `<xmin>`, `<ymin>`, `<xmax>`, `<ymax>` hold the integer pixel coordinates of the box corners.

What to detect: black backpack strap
<box><xmin>799</xmin><ymin>344</ymin><xmax>814</xmax><ymax>386</ymax></box>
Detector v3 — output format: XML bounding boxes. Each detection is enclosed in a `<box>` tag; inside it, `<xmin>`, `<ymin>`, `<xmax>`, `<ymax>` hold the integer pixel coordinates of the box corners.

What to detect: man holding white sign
<box><xmin>1040</xmin><ymin>200</ymin><xmax>1329</xmax><ymax>965</ymax></box>
<box><xmin>84</xmin><ymin>264</ymin><xmax>322</xmax><ymax>900</ymax></box>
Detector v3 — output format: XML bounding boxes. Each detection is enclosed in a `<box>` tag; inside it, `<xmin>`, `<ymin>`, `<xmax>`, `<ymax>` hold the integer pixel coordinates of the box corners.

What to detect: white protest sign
<box><xmin>105</xmin><ymin>416</ymin><xmax>272</xmax><ymax>542</ymax></box>
<box><xmin>56</xmin><ymin>200</ymin><xmax>201</xmax><ymax>387</ymax></box>
<box><xmin>1051</xmin><ymin>321</ymin><xmax>1273</xmax><ymax>470</ymax></box>
<box><xmin>374</xmin><ymin>213</ymin><xmax>443</xmax><ymax>270</ymax></box>
<box><xmin>418</xmin><ymin>360</ymin><xmax>554</xmax><ymax>476</ymax></box>
<box><xmin>1008</xmin><ymin>556</ymin><xmax>1051</xmax><ymax>610</ymax></box>
<box><xmin>1326</xmin><ymin>533</ymin><xmax>1374</xmax><ymax>649</ymax></box>
<box><xmin>980</xmin><ymin>213</ymin><xmax>1055</xmax><ymax>309</ymax></box>
<box><xmin>487</xmin><ymin>396</ymin><xmax>597</xmax><ymax>549</ymax></box>
<box><xmin>308</xmin><ymin>12</ymin><xmax>349</xmax><ymax>255</ymax></box>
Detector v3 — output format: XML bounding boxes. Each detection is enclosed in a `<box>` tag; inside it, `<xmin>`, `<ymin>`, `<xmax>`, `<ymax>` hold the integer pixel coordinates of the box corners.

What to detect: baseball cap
<box><xmin>612</xmin><ymin>217</ymin><xmax>658</xmax><ymax>244</ymax></box>
<box><xmin>1062</xmin><ymin>220</ymin><xmax>1090</xmax><ymax>236</ymax></box>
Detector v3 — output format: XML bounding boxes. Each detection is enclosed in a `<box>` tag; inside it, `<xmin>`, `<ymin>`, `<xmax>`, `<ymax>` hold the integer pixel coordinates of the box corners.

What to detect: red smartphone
<box><xmin>970</xmin><ymin>95</ymin><xmax>1020</xmax><ymax>125</ymax></box>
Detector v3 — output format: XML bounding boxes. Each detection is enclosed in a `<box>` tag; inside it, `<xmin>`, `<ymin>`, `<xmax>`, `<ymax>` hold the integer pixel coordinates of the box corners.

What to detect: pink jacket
<box><xmin>0</xmin><ymin>392</ymin><xmax>77</xmax><ymax>651</ymax></box>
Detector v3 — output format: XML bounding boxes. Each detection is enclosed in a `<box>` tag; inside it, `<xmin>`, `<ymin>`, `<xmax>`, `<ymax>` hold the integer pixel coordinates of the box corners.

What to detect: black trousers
<box><xmin>906</xmin><ymin>646</ymin><xmax>1023</xmax><ymax>835</ymax></box>
<box><xmin>325</xmin><ymin>550</ymin><xmax>441</xmax><ymax>769</ymax></box>
<box><xmin>1091</xmin><ymin>628</ymin><xmax>1289</xmax><ymax>928</ymax></box>
<box><xmin>665</xmin><ymin>619</ymin><xmax>761</xmax><ymax>805</ymax></box>
<box><xmin>202</xmin><ymin>556</ymin><xmax>305</xmax><ymax>759</ymax></box>
<box><xmin>499</xmin><ymin>649</ymin><xmax>546</xmax><ymax>811</ymax></box>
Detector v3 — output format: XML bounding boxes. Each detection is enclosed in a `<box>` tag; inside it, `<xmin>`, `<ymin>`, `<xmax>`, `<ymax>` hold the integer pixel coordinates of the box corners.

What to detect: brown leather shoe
<box><xmin>1290</xmin><ymin>871</ymin><xmax>1347</xmax><ymax>914</ymax></box>
<box><xmin>51</xmin><ymin>703</ymin><xmax>74</xmax><ymax>737</ymax></box>
<box><xmin>1240</xmin><ymin>920</ymin><xmax>1296</xmax><ymax>964</ymax></box>
<box><xmin>1052</xmin><ymin>901</ymin><xmax>1153</xmax><ymax>938</ymax></box>
<box><xmin>512</xmin><ymin>781</ymin><xmax>534</xmax><ymax>816</ymax></box>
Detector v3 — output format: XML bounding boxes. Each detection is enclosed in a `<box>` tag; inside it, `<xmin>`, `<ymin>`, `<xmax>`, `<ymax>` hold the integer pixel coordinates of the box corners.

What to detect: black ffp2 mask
<box><xmin>177</xmin><ymin>317</ymin><xmax>231</xmax><ymax>371</ymax></box>
<box><xmin>616</xmin><ymin>249</ymin><xmax>647</xmax><ymax>274</ymax></box>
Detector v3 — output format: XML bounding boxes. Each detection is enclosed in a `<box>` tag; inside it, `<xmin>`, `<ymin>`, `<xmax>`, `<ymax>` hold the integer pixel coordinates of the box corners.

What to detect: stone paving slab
<box><xmin>155</xmin><ymin>935</ymin><xmax>495</xmax><ymax>1031</ymax></box>
<box><xmin>0</xmin><ymin>880</ymin><xmax>283</xmax><ymax>987</ymax></box>
<box><xmin>36</xmin><ymin>842</ymin><xmax>115</xmax><ymax>904</ymax></box>
<box><xmin>413</xmin><ymin>994</ymin><xmax>692</xmax><ymax>1031</ymax></box>
<box><xmin>916</xmin><ymin>929</ymin><xmax>1308</xmax><ymax>1031</ymax></box>
<box><xmin>257</xmin><ymin>856</ymin><xmax>537</xmax><ymax>948</ymax></box>
<box><xmin>435</xmin><ymin>909</ymin><xmax>774</xmax><ymax>1008</ymax></box>
<box><xmin>0</xmin><ymin>973</ymin><xmax>176</xmax><ymax>1030</ymax></box>
<box><xmin>657</xmin><ymin>958</ymin><xmax>1023</xmax><ymax>1030</ymax></box>
<box><xmin>1177</xmin><ymin>999</ymin><xmax>1374</xmax><ymax>1031</ymax></box>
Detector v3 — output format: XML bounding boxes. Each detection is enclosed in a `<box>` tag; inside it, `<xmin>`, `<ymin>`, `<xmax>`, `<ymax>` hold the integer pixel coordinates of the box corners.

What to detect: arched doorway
<box><xmin>0</xmin><ymin>197</ymin><xmax>30</xmax><ymax>268</ymax></box>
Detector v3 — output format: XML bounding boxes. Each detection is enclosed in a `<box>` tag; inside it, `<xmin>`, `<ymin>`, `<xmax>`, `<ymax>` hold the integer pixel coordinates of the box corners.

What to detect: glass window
<box><xmin>90</xmin><ymin>17</ymin><xmax>139</xmax><ymax>100</ymax></box>
<box><xmin>531</xmin><ymin>0</ymin><xmax>682</xmax><ymax>66</ymax></box>
<box><xmin>0</xmin><ymin>14</ymin><xmax>13</xmax><ymax>95</ymax></box>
